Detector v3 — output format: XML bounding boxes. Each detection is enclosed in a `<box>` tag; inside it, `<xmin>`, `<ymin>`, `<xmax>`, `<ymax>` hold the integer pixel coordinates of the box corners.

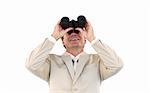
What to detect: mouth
<box><xmin>70</xmin><ymin>37</ymin><xmax>79</xmax><ymax>41</ymax></box>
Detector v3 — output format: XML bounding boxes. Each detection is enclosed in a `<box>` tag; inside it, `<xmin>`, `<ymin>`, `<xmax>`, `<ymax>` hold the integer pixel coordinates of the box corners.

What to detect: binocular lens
<box><xmin>67</xmin><ymin>30</ymin><xmax>80</xmax><ymax>35</ymax></box>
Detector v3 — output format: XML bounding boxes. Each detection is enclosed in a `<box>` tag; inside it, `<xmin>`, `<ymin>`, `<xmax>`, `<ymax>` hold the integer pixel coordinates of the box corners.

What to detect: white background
<box><xmin>0</xmin><ymin>0</ymin><xmax>149</xmax><ymax>93</ymax></box>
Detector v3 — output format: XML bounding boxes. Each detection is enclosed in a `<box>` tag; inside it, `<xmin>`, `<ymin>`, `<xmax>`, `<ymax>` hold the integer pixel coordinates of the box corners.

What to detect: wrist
<box><xmin>51</xmin><ymin>34</ymin><xmax>59</xmax><ymax>41</ymax></box>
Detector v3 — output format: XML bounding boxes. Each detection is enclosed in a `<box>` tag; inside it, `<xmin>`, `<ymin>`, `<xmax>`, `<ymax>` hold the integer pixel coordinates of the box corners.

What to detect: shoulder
<box><xmin>47</xmin><ymin>54</ymin><xmax>62</xmax><ymax>61</ymax></box>
<box><xmin>87</xmin><ymin>54</ymin><xmax>100</xmax><ymax>62</ymax></box>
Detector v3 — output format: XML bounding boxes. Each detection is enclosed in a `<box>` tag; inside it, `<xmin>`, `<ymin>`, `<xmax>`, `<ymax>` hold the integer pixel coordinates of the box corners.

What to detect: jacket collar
<box><xmin>61</xmin><ymin>52</ymin><xmax>89</xmax><ymax>84</ymax></box>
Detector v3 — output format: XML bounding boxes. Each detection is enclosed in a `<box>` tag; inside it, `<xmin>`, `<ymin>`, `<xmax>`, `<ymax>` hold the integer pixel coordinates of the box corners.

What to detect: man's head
<box><xmin>61</xmin><ymin>28</ymin><xmax>86</xmax><ymax>51</ymax></box>
<box><xmin>60</xmin><ymin>15</ymin><xmax>87</xmax><ymax>51</ymax></box>
<box><xmin>52</xmin><ymin>15</ymin><xmax>94</xmax><ymax>56</ymax></box>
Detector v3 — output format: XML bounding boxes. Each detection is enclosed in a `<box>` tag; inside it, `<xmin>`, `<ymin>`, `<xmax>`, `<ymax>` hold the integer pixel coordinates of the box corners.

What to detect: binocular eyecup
<box><xmin>60</xmin><ymin>15</ymin><xmax>87</xmax><ymax>30</ymax></box>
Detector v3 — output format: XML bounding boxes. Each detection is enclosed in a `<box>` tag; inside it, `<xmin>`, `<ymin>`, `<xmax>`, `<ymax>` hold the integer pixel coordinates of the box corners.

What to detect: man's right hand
<box><xmin>51</xmin><ymin>21</ymin><xmax>73</xmax><ymax>41</ymax></box>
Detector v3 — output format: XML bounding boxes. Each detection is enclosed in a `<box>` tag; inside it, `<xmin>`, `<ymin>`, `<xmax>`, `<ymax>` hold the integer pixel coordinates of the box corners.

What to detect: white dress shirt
<box><xmin>65</xmin><ymin>52</ymin><xmax>84</xmax><ymax>71</ymax></box>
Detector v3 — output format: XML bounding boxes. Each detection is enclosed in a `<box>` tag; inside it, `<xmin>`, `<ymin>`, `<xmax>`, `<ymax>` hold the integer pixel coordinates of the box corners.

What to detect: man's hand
<box><xmin>76</xmin><ymin>21</ymin><xmax>95</xmax><ymax>42</ymax></box>
<box><xmin>51</xmin><ymin>21</ymin><xmax>73</xmax><ymax>41</ymax></box>
<box><xmin>84</xmin><ymin>21</ymin><xmax>96</xmax><ymax>42</ymax></box>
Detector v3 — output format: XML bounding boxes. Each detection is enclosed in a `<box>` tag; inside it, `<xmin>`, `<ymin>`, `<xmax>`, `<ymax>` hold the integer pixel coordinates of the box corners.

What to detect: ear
<box><xmin>83</xmin><ymin>36</ymin><xmax>86</xmax><ymax>44</ymax></box>
<box><xmin>84</xmin><ymin>33</ymin><xmax>87</xmax><ymax>40</ymax></box>
<box><xmin>61</xmin><ymin>37</ymin><xmax>64</xmax><ymax>44</ymax></box>
<box><xmin>61</xmin><ymin>37</ymin><xmax>66</xmax><ymax>48</ymax></box>
<box><xmin>84</xmin><ymin>39</ymin><xmax>86</xmax><ymax>44</ymax></box>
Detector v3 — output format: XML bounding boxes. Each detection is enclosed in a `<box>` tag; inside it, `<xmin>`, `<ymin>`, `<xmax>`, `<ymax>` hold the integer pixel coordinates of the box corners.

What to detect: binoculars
<box><xmin>60</xmin><ymin>15</ymin><xmax>87</xmax><ymax>30</ymax></box>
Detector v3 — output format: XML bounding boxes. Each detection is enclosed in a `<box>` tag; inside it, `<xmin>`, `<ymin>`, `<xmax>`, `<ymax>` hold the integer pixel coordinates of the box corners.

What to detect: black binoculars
<box><xmin>59</xmin><ymin>15</ymin><xmax>87</xmax><ymax>30</ymax></box>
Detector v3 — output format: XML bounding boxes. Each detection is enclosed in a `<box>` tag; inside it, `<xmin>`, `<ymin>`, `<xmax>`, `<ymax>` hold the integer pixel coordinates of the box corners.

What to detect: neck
<box><xmin>66</xmin><ymin>48</ymin><xmax>83</xmax><ymax>57</ymax></box>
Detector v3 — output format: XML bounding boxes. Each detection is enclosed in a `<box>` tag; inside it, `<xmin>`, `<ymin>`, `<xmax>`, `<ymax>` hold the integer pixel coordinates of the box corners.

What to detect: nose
<box><xmin>70</xmin><ymin>32</ymin><xmax>78</xmax><ymax>36</ymax></box>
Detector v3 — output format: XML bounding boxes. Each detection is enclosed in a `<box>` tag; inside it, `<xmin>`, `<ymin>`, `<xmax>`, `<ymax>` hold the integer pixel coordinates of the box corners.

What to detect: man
<box><xmin>26</xmin><ymin>18</ymin><xmax>123</xmax><ymax>93</ymax></box>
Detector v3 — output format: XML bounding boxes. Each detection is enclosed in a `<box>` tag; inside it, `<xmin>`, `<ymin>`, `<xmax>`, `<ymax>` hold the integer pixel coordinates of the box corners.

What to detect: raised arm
<box><xmin>84</xmin><ymin>21</ymin><xmax>123</xmax><ymax>80</ymax></box>
<box><xmin>92</xmin><ymin>40</ymin><xmax>123</xmax><ymax>80</ymax></box>
<box><xmin>26</xmin><ymin>21</ymin><xmax>72</xmax><ymax>81</ymax></box>
<box><xmin>26</xmin><ymin>38</ymin><xmax>54</xmax><ymax>81</ymax></box>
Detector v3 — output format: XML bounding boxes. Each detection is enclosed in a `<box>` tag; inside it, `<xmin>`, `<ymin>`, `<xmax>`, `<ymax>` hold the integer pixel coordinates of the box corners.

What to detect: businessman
<box><xmin>26</xmin><ymin>16</ymin><xmax>123</xmax><ymax>93</ymax></box>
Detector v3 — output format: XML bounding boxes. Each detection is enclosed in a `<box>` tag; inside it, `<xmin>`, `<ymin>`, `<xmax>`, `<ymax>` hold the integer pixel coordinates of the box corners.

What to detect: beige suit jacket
<box><xmin>26</xmin><ymin>38</ymin><xmax>123</xmax><ymax>93</ymax></box>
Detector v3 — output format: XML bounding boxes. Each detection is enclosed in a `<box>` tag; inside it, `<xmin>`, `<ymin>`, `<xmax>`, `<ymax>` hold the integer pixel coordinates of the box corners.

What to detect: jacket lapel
<box><xmin>61</xmin><ymin>55</ymin><xmax>75</xmax><ymax>80</ymax></box>
<box><xmin>73</xmin><ymin>53</ymin><xmax>89</xmax><ymax>84</ymax></box>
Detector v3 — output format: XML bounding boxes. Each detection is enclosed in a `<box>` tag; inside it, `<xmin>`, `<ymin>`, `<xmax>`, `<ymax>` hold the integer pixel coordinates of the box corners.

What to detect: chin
<box><xmin>72</xmin><ymin>44</ymin><xmax>79</xmax><ymax>47</ymax></box>
<box><xmin>71</xmin><ymin>44</ymin><xmax>79</xmax><ymax>47</ymax></box>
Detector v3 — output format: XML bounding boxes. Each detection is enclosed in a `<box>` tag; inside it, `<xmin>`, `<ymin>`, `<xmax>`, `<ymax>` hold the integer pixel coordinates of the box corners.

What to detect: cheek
<box><xmin>79</xmin><ymin>38</ymin><xmax>86</xmax><ymax>45</ymax></box>
<box><xmin>62</xmin><ymin>38</ymin><xmax>70</xmax><ymax>46</ymax></box>
<box><xmin>80</xmin><ymin>36</ymin><xmax>86</xmax><ymax>42</ymax></box>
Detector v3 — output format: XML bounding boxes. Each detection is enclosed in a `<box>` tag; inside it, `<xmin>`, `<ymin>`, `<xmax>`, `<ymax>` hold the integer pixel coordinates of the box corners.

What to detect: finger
<box><xmin>85</xmin><ymin>20</ymin><xmax>92</xmax><ymax>29</ymax></box>
<box><xmin>56</xmin><ymin>20</ymin><xmax>61</xmax><ymax>25</ymax></box>
<box><xmin>54</xmin><ymin>20</ymin><xmax>61</xmax><ymax>29</ymax></box>
<box><xmin>82</xmin><ymin>27</ymin><xmax>86</xmax><ymax>31</ymax></box>
<box><xmin>63</xmin><ymin>27</ymin><xmax>73</xmax><ymax>33</ymax></box>
<box><xmin>75</xmin><ymin>28</ymin><xmax>84</xmax><ymax>32</ymax></box>
<box><xmin>60</xmin><ymin>27</ymin><xmax>73</xmax><ymax>37</ymax></box>
<box><xmin>86</xmin><ymin>20</ymin><xmax>91</xmax><ymax>25</ymax></box>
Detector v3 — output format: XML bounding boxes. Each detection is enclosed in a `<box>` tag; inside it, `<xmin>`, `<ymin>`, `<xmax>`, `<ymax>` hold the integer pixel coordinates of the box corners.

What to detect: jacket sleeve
<box><xmin>92</xmin><ymin>39</ymin><xmax>123</xmax><ymax>81</ymax></box>
<box><xmin>25</xmin><ymin>38</ymin><xmax>55</xmax><ymax>82</ymax></box>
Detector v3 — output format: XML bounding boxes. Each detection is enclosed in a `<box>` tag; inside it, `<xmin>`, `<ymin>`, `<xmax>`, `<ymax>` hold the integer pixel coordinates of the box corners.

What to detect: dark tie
<box><xmin>72</xmin><ymin>59</ymin><xmax>79</xmax><ymax>66</ymax></box>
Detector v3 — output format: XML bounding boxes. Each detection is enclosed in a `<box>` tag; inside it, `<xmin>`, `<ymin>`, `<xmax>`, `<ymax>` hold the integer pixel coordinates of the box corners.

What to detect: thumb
<box><xmin>63</xmin><ymin>27</ymin><xmax>73</xmax><ymax>34</ymax></box>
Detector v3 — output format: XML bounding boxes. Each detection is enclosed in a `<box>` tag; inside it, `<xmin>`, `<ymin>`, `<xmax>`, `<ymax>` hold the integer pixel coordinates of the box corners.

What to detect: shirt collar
<box><xmin>64</xmin><ymin>51</ymin><xmax>84</xmax><ymax>61</ymax></box>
